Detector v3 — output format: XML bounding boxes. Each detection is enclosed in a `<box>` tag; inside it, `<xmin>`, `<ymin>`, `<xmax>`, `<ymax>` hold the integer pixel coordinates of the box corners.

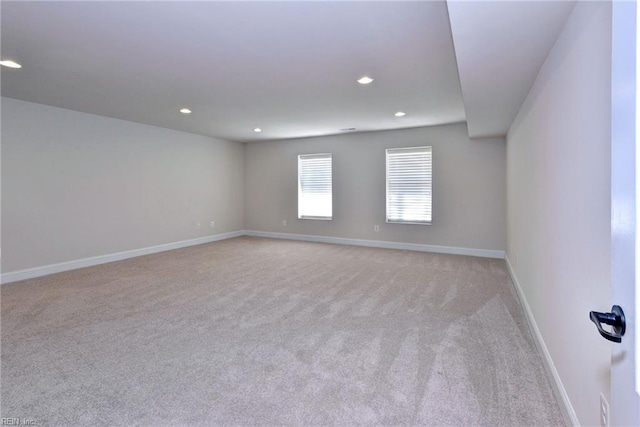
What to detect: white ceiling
<box><xmin>0</xmin><ymin>1</ymin><xmax>576</xmax><ymax>143</ymax></box>
<box><xmin>0</xmin><ymin>0</ymin><xmax>465</xmax><ymax>142</ymax></box>
<box><xmin>447</xmin><ymin>0</ymin><xmax>576</xmax><ymax>138</ymax></box>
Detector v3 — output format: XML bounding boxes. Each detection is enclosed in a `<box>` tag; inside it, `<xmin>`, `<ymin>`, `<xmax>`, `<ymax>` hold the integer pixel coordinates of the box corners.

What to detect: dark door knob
<box><xmin>589</xmin><ymin>305</ymin><xmax>626</xmax><ymax>343</ymax></box>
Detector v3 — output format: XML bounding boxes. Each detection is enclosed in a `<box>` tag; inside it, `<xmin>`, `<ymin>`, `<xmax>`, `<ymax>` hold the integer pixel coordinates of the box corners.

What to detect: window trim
<box><xmin>297</xmin><ymin>153</ymin><xmax>333</xmax><ymax>220</ymax></box>
<box><xmin>385</xmin><ymin>146</ymin><xmax>433</xmax><ymax>225</ymax></box>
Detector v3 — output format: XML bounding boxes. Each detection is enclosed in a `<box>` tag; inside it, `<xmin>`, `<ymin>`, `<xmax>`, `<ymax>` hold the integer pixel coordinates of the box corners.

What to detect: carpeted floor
<box><xmin>1</xmin><ymin>236</ymin><xmax>564</xmax><ymax>426</ymax></box>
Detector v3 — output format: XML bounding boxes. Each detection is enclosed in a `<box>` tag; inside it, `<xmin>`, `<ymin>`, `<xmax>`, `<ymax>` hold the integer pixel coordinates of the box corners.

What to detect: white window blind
<box><xmin>298</xmin><ymin>153</ymin><xmax>332</xmax><ymax>219</ymax></box>
<box><xmin>386</xmin><ymin>146</ymin><xmax>432</xmax><ymax>224</ymax></box>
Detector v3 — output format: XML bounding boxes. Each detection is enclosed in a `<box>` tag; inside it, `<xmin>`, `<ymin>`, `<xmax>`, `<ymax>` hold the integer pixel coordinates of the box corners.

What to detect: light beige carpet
<box><xmin>1</xmin><ymin>236</ymin><xmax>564</xmax><ymax>426</ymax></box>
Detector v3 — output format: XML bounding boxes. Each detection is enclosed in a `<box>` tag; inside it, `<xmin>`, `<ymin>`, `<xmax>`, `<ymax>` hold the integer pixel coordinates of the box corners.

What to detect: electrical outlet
<box><xmin>282</xmin><ymin>220</ymin><xmax>287</xmax><ymax>227</ymax></box>
<box><xmin>600</xmin><ymin>393</ymin><xmax>609</xmax><ymax>427</ymax></box>
<box><xmin>196</xmin><ymin>222</ymin><xmax>201</xmax><ymax>230</ymax></box>
<box><xmin>210</xmin><ymin>221</ymin><xmax>215</xmax><ymax>229</ymax></box>
<box><xmin>374</xmin><ymin>225</ymin><xmax>380</xmax><ymax>232</ymax></box>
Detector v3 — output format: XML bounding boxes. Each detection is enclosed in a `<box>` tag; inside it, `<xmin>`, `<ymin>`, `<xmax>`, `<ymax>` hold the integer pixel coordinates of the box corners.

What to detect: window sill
<box><xmin>299</xmin><ymin>216</ymin><xmax>332</xmax><ymax>221</ymax></box>
<box><xmin>386</xmin><ymin>220</ymin><xmax>432</xmax><ymax>226</ymax></box>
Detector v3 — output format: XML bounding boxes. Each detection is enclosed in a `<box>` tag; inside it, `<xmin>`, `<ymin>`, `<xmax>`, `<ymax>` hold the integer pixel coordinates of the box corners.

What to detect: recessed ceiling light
<box><xmin>0</xmin><ymin>60</ymin><xmax>22</xmax><ymax>69</ymax></box>
<box><xmin>394</xmin><ymin>111</ymin><xmax>406</xmax><ymax>117</ymax></box>
<box><xmin>179</xmin><ymin>108</ymin><xmax>192</xmax><ymax>114</ymax></box>
<box><xmin>357</xmin><ymin>76</ymin><xmax>374</xmax><ymax>85</ymax></box>
<box><xmin>253</xmin><ymin>128</ymin><xmax>262</xmax><ymax>133</ymax></box>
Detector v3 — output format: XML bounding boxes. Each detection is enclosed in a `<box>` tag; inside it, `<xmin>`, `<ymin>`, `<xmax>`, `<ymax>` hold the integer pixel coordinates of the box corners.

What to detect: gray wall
<box><xmin>245</xmin><ymin>124</ymin><xmax>506</xmax><ymax>252</ymax></box>
<box><xmin>2</xmin><ymin>98</ymin><xmax>245</xmax><ymax>272</ymax></box>
<box><xmin>506</xmin><ymin>2</ymin><xmax>611</xmax><ymax>425</ymax></box>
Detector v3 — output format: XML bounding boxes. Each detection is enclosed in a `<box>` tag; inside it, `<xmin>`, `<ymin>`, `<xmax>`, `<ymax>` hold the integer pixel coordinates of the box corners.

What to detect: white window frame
<box><xmin>298</xmin><ymin>153</ymin><xmax>333</xmax><ymax>220</ymax></box>
<box><xmin>386</xmin><ymin>146</ymin><xmax>432</xmax><ymax>225</ymax></box>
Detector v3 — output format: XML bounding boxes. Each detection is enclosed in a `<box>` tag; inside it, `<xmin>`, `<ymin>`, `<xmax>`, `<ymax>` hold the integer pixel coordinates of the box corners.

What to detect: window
<box><xmin>298</xmin><ymin>153</ymin><xmax>332</xmax><ymax>220</ymax></box>
<box><xmin>386</xmin><ymin>146</ymin><xmax>432</xmax><ymax>224</ymax></box>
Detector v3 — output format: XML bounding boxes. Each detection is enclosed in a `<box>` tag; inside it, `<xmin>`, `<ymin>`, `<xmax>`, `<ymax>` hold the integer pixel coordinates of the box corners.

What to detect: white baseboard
<box><xmin>0</xmin><ymin>231</ymin><xmax>245</xmax><ymax>285</ymax></box>
<box><xmin>505</xmin><ymin>254</ymin><xmax>578</xmax><ymax>427</ymax></box>
<box><xmin>1</xmin><ymin>230</ymin><xmax>504</xmax><ymax>284</ymax></box>
<box><xmin>244</xmin><ymin>230</ymin><xmax>505</xmax><ymax>259</ymax></box>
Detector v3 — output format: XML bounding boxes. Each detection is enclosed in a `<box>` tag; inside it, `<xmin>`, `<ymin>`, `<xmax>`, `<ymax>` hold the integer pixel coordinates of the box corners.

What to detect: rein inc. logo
<box><xmin>1</xmin><ymin>419</ymin><xmax>36</xmax><ymax>426</ymax></box>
